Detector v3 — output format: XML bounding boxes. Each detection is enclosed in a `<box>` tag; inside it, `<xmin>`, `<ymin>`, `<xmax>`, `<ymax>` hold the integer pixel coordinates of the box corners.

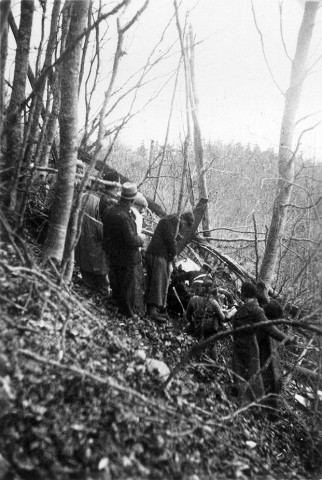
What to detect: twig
<box><xmin>252</xmin><ymin>213</ymin><xmax>259</xmax><ymax>280</ymax></box>
<box><xmin>202</xmin><ymin>237</ymin><xmax>265</xmax><ymax>243</ymax></box>
<box><xmin>278</xmin><ymin>1</ymin><xmax>292</xmax><ymax>62</ymax></box>
<box><xmin>198</xmin><ymin>226</ymin><xmax>266</xmax><ymax>235</ymax></box>
<box><xmin>18</xmin><ymin>349</ymin><xmax>179</xmax><ymax>418</ymax></box>
<box><xmin>35</xmin><ymin>165</ymin><xmax>121</xmax><ymax>188</ymax></box>
<box><xmin>172</xmin><ymin>286</ymin><xmax>186</xmax><ymax>315</ymax></box>
<box><xmin>163</xmin><ymin>317</ymin><xmax>322</xmax><ymax>387</ymax></box>
<box><xmin>284</xmin><ymin>336</ymin><xmax>315</xmax><ymax>387</ymax></box>
<box><xmin>0</xmin><ymin>211</ymin><xmax>27</xmax><ymax>264</ymax></box>
<box><xmin>165</xmin><ymin>427</ymin><xmax>197</xmax><ymax>438</ymax></box>
<box><xmin>251</xmin><ymin>0</ymin><xmax>284</xmax><ymax>97</ymax></box>
<box><xmin>220</xmin><ymin>397</ymin><xmax>272</xmax><ymax>421</ymax></box>
<box><xmin>314</xmin><ymin>334</ymin><xmax>321</xmax><ymax>420</ymax></box>
<box><xmin>2</xmin><ymin>264</ymin><xmax>105</xmax><ymax>329</ymax></box>
<box><xmin>0</xmin><ymin>294</ymin><xmax>25</xmax><ymax>310</ymax></box>
<box><xmin>2</xmin><ymin>315</ymin><xmax>52</xmax><ymax>337</ymax></box>
<box><xmin>58</xmin><ymin>309</ymin><xmax>71</xmax><ymax>362</ymax></box>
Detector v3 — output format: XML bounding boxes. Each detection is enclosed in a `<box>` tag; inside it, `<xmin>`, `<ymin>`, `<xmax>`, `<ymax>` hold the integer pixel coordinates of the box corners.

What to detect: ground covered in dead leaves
<box><xmin>0</xmin><ymin>242</ymin><xmax>321</xmax><ymax>480</ymax></box>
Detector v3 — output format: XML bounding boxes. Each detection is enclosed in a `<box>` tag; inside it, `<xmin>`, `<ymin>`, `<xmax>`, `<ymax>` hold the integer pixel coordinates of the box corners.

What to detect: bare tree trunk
<box><xmin>259</xmin><ymin>1</ymin><xmax>319</xmax><ymax>285</ymax></box>
<box><xmin>177</xmin><ymin>136</ymin><xmax>190</xmax><ymax>216</ymax></box>
<box><xmin>40</xmin><ymin>0</ymin><xmax>72</xmax><ymax>168</ymax></box>
<box><xmin>174</xmin><ymin>0</ymin><xmax>191</xmax><ymax>218</ymax></box>
<box><xmin>154</xmin><ymin>57</ymin><xmax>181</xmax><ymax>202</ymax></box>
<box><xmin>0</xmin><ymin>0</ymin><xmax>10</xmax><ymax>140</ymax></box>
<box><xmin>0</xmin><ymin>0</ymin><xmax>10</xmax><ymax>38</ymax></box>
<box><xmin>7</xmin><ymin>11</ymin><xmax>36</xmax><ymax>88</ymax></box>
<box><xmin>187</xmin><ymin>25</ymin><xmax>210</xmax><ymax>234</ymax></box>
<box><xmin>177</xmin><ymin>198</ymin><xmax>208</xmax><ymax>255</ymax></box>
<box><xmin>33</xmin><ymin>95</ymin><xmax>51</xmax><ymax>164</ymax></box>
<box><xmin>1</xmin><ymin>0</ymin><xmax>34</xmax><ymax>212</ymax></box>
<box><xmin>42</xmin><ymin>0</ymin><xmax>89</xmax><ymax>264</ymax></box>
<box><xmin>62</xmin><ymin>1</ymin><xmax>149</xmax><ymax>281</ymax></box>
<box><xmin>78</xmin><ymin>0</ymin><xmax>92</xmax><ymax>94</ymax></box>
<box><xmin>23</xmin><ymin>0</ymin><xmax>61</xmax><ymax>167</ymax></box>
<box><xmin>17</xmin><ymin>0</ymin><xmax>62</xmax><ymax>227</ymax></box>
<box><xmin>39</xmin><ymin>84</ymin><xmax>60</xmax><ymax>167</ymax></box>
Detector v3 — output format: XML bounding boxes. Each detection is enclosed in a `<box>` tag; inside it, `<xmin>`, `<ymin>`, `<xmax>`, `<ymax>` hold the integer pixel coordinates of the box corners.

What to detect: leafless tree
<box><xmin>187</xmin><ymin>24</ymin><xmax>210</xmax><ymax>234</ymax></box>
<box><xmin>42</xmin><ymin>0</ymin><xmax>90</xmax><ymax>263</ymax></box>
<box><xmin>0</xmin><ymin>0</ymin><xmax>10</xmax><ymax>140</ymax></box>
<box><xmin>258</xmin><ymin>1</ymin><xmax>320</xmax><ymax>285</ymax></box>
<box><xmin>2</xmin><ymin>0</ymin><xmax>34</xmax><ymax>212</ymax></box>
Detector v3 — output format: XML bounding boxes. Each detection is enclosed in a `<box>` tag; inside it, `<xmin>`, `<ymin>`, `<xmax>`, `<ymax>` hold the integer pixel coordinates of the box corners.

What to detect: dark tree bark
<box><xmin>2</xmin><ymin>0</ymin><xmax>34</xmax><ymax>212</ymax></box>
<box><xmin>0</xmin><ymin>0</ymin><xmax>10</xmax><ymax>39</ymax></box>
<box><xmin>7</xmin><ymin>10</ymin><xmax>36</xmax><ymax>88</ymax></box>
<box><xmin>23</xmin><ymin>0</ymin><xmax>61</xmax><ymax>167</ymax></box>
<box><xmin>0</xmin><ymin>0</ymin><xmax>10</xmax><ymax>139</ymax></box>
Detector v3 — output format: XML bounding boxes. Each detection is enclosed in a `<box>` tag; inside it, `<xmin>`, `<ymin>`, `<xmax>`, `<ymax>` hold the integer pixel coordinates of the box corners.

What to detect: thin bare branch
<box><xmin>164</xmin><ymin>315</ymin><xmax>322</xmax><ymax>387</ymax></box>
<box><xmin>251</xmin><ymin>0</ymin><xmax>285</xmax><ymax>97</ymax></box>
<box><xmin>278</xmin><ymin>1</ymin><xmax>292</xmax><ymax>62</ymax></box>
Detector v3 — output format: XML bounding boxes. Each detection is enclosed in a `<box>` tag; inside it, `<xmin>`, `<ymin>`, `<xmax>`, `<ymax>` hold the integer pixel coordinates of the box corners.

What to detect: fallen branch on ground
<box><xmin>18</xmin><ymin>349</ymin><xmax>182</xmax><ymax>418</ymax></box>
<box><xmin>35</xmin><ymin>166</ymin><xmax>121</xmax><ymax>188</ymax></box>
<box><xmin>164</xmin><ymin>316</ymin><xmax>322</xmax><ymax>387</ymax></box>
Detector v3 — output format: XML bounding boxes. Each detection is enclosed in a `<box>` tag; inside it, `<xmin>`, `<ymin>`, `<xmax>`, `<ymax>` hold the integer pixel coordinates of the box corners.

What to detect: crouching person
<box><xmin>185</xmin><ymin>279</ymin><xmax>226</xmax><ymax>339</ymax></box>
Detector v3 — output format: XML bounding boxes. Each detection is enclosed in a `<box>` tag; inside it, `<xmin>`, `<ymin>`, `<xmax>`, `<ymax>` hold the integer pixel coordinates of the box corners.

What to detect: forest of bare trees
<box><xmin>0</xmin><ymin>0</ymin><xmax>320</xmax><ymax>297</ymax></box>
<box><xmin>0</xmin><ymin>1</ymin><xmax>321</xmax><ymax>478</ymax></box>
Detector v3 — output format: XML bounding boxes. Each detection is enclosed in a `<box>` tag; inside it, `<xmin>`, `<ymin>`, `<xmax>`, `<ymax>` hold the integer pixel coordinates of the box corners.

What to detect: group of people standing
<box><xmin>75</xmin><ymin>174</ymin><xmax>295</xmax><ymax>417</ymax></box>
<box><xmin>167</xmin><ymin>266</ymin><xmax>295</xmax><ymax>417</ymax></box>
<box><xmin>75</xmin><ymin>174</ymin><xmax>194</xmax><ymax>321</ymax></box>
<box><xmin>232</xmin><ymin>281</ymin><xmax>296</xmax><ymax>417</ymax></box>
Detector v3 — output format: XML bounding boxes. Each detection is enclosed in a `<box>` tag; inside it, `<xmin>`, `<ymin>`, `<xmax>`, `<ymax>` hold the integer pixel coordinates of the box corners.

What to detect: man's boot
<box><xmin>157</xmin><ymin>306</ymin><xmax>170</xmax><ymax>320</ymax></box>
<box><xmin>148</xmin><ymin>305</ymin><xmax>167</xmax><ymax>323</ymax></box>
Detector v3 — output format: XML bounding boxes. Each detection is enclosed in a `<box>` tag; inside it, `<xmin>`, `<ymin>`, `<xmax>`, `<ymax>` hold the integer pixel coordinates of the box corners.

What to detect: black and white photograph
<box><xmin>0</xmin><ymin>1</ymin><xmax>321</xmax><ymax>479</ymax></box>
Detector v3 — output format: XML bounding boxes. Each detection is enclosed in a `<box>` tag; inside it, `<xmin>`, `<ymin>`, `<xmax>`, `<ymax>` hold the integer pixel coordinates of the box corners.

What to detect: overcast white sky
<box><xmin>108</xmin><ymin>0</ymin><xmax>322</xmax><ymax>160</ymax></box>
<box><xmin>9</xmin><ymin>0</ymin><xmax>322</xmax><ymax>159</ymax></box>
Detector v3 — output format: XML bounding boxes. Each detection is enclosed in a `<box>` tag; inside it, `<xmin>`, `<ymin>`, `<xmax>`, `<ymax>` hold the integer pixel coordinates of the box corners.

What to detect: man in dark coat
<box><xmin>99</xmin><ymin>171</ymin><xmax>121</xmax><ymax>219</ymax></box>
<box><xmin>145</xmin><ymin>214</ymin><xmax>179</xmax><ymax>322</ymax></box>
<box><xmin>258</xmin><ymin>299</ymin><xmax>286</xmax><ymax>417</ymax></box>
<box><xmin>101</xmin><ymin>182</ymin><xmax>143</xmax><ymax>318</ymax></box>
<box><xmin>232</xmin><ymin>282</ymin><xmax>290</xmax><ymax>407</ymax></box>
<box><xmin>145</xmin><ymin>211</ymin><xmax>195</xmax><ymax>322</ymax></box>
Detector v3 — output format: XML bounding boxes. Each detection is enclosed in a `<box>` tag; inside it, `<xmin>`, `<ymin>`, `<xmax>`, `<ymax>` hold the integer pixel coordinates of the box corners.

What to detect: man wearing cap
<box><xmin>232</xmin><ymin>281</ymin><xmax>294</xmax><ymax>409</ymax></box>
<box><xmin>101</xmin><ymin>182</ymin><xmax>144</xmax><ymax>318</ymax></box>
<box><xmin>184</xmin><ymin>279</ymin><xmax>226</xmax><ymax>339</ymax></box>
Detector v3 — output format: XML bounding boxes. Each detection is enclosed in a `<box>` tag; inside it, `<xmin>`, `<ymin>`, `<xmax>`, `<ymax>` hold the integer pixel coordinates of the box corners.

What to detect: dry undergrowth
<box><xmin>0</xmin><ymin>238</ymin><xmax>321</xmax><ymax>480</ymax></box>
